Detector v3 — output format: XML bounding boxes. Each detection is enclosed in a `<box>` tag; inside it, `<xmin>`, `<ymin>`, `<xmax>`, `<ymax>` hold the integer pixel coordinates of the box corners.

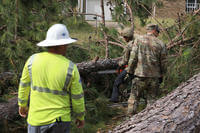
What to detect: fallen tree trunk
<box><xmin>76</xmin><ymin>57</ymin><xmax>120</xmax><ymax>76</ymax></box>
<box><xmin>112</xmin><ymin>73</ymin><xmax>200</xmax><ymax>133</ymax></box>
<box><xmin>0</xmin><ymin>98</ymin><xmax>18</xmax><ymax>120</ymax></box>
<box><xmin>0</xmin><ymin>58</ymin><xmax>121</xmax><ymax>82</ymax></box>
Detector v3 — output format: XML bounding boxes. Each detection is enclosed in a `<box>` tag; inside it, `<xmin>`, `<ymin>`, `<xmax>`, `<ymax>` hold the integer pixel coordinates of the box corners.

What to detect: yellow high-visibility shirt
<box><xmin>18</xmin><ymin>52</ymin><xmax>85</xmax><ymax>126</ymax></box>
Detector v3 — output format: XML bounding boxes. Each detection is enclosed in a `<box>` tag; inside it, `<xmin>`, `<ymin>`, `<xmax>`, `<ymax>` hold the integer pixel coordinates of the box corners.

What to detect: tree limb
<box><xmin>108</xmin><ymin>41</ymin><xmax>125</xmax><ymax>48</ymax></box>
<box><xmin>167</xmin><ymin>18</ymin><xmax>200</xmax><ymax>47</ymax></box>
<box><xmin>124</xmin><ymin>0</ymin><xmax>134</xmax><ymax>30</ymax></box>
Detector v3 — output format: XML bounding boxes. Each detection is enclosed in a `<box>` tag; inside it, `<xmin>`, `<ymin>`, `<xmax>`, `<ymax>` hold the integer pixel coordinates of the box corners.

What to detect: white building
<box><xmin>78</xmin><ymin>0</ymin><xmax>113</xmax><ymax>21</ymax></box>
<box><xmin>186</xmin><ymin>0</ymin><xmax>200</xmax><ymax>12</ymax></box>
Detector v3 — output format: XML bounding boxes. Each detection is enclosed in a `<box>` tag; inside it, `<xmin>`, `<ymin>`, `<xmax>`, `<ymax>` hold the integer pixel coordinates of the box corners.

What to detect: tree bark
<box><xmin>112</xmin><ymin>73</ymin><xmax>200</xmax><ymax>133</ymax></box>
<box><xmin>77</xmin><ymin>57</ymin><xmax>121</xmax><ymax>76</ymax></box>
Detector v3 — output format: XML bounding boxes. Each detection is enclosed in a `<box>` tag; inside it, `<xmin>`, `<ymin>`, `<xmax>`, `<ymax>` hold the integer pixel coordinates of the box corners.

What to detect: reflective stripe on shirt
<box><xmin>28</xmin><ymin>54</ymin><xmax>36</xmax><ymax>82</ymax></box>
<box><xmin>19</xmin><ymin>81</ymin><xmax>31</xmax><ymax>87</ymax></box>
<box><xmin>32</xmin><ymin>86</ymin><xmax>68</xmax><ymax>95</ymax></box>
<box><xmin>18</xmin><ymin>98</ymin><xmax>28</xmax><ymax>104</ymax></box>
<box><xmin>71</xmin><ymin>93</ymin><xmax>84</xmax><ymax>99</ymax></box>
<box><xmin>63</xmin><ymin>61</ymin><xmax>74</xmax><ymax>91</ymax></box>
<box><xmin>74</xmin><ymin>111</ymin><xmax>85</xmax><ymax>118</ymax></box>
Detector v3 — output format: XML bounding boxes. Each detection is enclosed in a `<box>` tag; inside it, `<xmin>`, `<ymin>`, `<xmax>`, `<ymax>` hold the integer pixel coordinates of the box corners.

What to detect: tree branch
<box><xmin>124</xmin><ymin>0</ymin><xmax>134</xmax><ymax>30</ymax></box>
<box><xmin>167</xmin><ymin>18</ymin><xmax>200</xmax><ymax>47</ymax></box>
<box><xmin>167</xmin><ymin>34</ymin><xmax>200</xmax><ymax>49</ymax></box>
<box><xmin>108</xmin><ymin>41</ymin><xmax>125</xmax><ymax>48</ymax></box>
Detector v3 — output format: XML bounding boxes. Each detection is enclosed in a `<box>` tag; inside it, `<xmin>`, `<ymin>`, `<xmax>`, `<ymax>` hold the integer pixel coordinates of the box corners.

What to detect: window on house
<box><xmin>186</xmin><ymin>0</ymin><xmax>200</xmax><ymax>13</ymax></box>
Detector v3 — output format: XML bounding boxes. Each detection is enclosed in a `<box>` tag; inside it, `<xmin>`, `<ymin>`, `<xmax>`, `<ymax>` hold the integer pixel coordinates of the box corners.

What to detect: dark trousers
<box><xmin>28</xmin><ymin>122</ymin><xmax>71</xmax><ymax>133</ymax></box>
<box><xmin>110</xmin><ymin>70</ymin><xmax>127</xmax><ymax>101</ymax></box>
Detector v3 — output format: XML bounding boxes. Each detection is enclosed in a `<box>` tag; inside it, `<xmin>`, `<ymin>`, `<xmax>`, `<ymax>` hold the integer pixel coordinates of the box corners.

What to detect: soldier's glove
<box><xmin>124</xmin><ymin>73</ymin><xmax>129</xmax><ymax>81</ymax></box>
<box><xmin>124</xmin><ymin>73</ymin><xmax>134</xmax><ymax>81</ymax></box>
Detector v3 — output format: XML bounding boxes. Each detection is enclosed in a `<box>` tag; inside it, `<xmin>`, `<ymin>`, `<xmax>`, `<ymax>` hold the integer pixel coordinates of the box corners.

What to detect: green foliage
<box><xmin>162</xmin><ymin>46</ymin><xmax>200</xmax><ymax>93</ymax></box>
<box><xmin>110</xmin><ymin>0</ymin><xmax>158</xmax><ymax>25</ymax></box>
<box><xmin>0</xmin><ymin>0</ymin><xmax>84</xmax><ymax>73</ymax></box>
<box><xmin>66</xmin><ymin>45</ymin><xmax>90</xmax><ymax>63</ymax></box>
<box><xmin>70</xmin><ymin>86</ymin><xmax>121</xmax><ymax>133</ymax></box>
<box><xmin>160</xmin><ymin>14</ymin><xmax>200</xmax><ymax>93</ymax></box>
<box><xmin>65</xmin><ymin>16</ymin><xmax>94</xmax><ymax>33</ymax></box>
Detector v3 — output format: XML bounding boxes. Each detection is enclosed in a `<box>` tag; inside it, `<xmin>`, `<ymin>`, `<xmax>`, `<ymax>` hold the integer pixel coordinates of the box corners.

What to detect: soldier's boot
<box><xmin>110</xmin><ymin>92</ymin><xmax>119</xmax><ymax>103</ymax></box>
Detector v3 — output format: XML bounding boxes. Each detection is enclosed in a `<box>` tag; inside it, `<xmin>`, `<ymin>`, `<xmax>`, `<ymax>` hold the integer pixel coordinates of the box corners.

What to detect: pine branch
<box><xmin>108</xmin><ymin>41</ymin><xmax>125</xmax><ymax>48</ymax></box>
<box><xmin>167</xmin><ymin>34</ymin><xmax>200</xmax><ymax>49</ymax></box>
<box><xmin>167</xmin><ymin>18</ymin><xmax>200</xmax><ymax>49</ymax></box>
<box><xmin>107</xmin><ymin>35</ymin><xmax>124</xmax><ymax>45</ymax></box>
<box><xmin>97</xmin><ymin>40</ymin><xmax>124</xmax><ymax>48</ymax></box>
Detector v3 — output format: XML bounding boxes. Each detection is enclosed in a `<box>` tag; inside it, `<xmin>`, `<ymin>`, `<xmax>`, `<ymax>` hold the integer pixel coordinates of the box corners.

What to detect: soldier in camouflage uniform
<box><xmin>110</xmin><ymin>26</ymin><xmax>134</xmax><ymax>102</ymax></box>
<box><xmin>126</xmin><ymin>24</ymin><xmax>167</xmax><ymax>115</ymax></box>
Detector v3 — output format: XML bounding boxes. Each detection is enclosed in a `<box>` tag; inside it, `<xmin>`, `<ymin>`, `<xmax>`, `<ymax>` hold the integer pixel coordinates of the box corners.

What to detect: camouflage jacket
<box><xmin>126</xmin><ymin>34</ymin><xmax>167</xmax><ymax>77</ymax></box>
<box><xmin>118</xmin><ymin>40</ymin><xmax>134</xmax><ymax>67</ymax></box>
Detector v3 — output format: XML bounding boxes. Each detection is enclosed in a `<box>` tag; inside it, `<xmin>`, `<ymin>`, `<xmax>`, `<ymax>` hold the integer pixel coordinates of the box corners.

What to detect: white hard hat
<box><xmin>37</xmin><ymin>24</ymin><xmax>77</xmax><ymax>47</ymax></box>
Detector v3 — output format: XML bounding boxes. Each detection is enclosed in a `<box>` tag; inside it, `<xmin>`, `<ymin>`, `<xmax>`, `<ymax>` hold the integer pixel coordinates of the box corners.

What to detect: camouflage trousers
<box><xmin>127</xmin><ymin>77</ymin><xmax>160</xmax><ymax>115</ymax></box>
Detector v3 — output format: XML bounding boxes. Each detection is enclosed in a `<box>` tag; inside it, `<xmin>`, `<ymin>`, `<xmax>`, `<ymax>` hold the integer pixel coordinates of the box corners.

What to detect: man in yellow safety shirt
<box><xmin>18</xmin><ymin>24</ymin><xmax>85</xmax><ymax>133</ymax></box>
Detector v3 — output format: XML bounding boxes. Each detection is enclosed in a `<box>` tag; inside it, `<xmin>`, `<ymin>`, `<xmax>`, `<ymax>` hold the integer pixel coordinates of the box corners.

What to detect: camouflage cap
<box><xmin>121</xmin><ymin>27</ymin><xmax>134</xmax><ymax>37</ymax></box>
<box><xmin>146</xmin><ymin>24</ymin><xmax>160</xmax><ymax>33</ymax></box>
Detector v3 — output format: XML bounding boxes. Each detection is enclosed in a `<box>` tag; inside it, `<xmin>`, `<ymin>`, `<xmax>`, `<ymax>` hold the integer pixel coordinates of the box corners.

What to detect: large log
<box><xmin>0</xmin><ymin>58</ymin><xmax>121</xmax><ymax>82</ymax></box>
<box><xmin>0</xmin><ymin>98</ymin><xmax>18</xmax><ymax>120</ymax></box>
<box><xmin>76</xmin><ymin>57</ymin><xmax>121</xmax><ymax>76</ymax></box>
<box><xmin>112</xmin><ymin>73</ymin><xmax>200</xmax><ymax>133</ymax></box>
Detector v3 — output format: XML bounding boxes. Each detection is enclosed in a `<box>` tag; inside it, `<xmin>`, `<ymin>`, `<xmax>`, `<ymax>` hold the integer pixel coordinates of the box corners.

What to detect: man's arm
<box><xmin>118</xmin><ymin>41</ymin><xmax>133</xmax><ymax>67</ymax></box>
<box><xmin>70</xmin><ymin>65</ymin><xmax>85</xmax><ymax>128</ymax></box>
<box><xmin>18</xmin><ymin>58</ymin><xmax>31</xmax><ymax>117</ymax></box>
<box><xmin>126</xmin><ymin>39</ymin><xmax>138</xmax><ymax>74</ymax></box>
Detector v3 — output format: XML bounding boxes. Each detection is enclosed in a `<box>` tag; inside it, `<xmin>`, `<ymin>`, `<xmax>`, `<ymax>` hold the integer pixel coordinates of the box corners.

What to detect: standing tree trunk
<box><xmin>112</xmin><ymin>73</ymin><xmax>200</xmax><ymax>133</ymax></box>
<box><xmin>101</xmin><ymin>0</ymin><xmax>109</xmax><ymax>58</ymax></box>
<box><xmin>101</xmin><ymin>0</ymin><xmax>105</xmax><ymax>27</ymax></box>
<box><xmin>15</xmin><ymin>0</ymin><xmax>18</xmax><ymax>40</ymax></box>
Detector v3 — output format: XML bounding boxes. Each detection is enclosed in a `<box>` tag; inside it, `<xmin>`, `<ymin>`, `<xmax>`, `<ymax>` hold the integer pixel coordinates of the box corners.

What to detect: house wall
<box><xmin>85</xmin><ymin>0</ymin><xmax>112</xmax><ymax>21</ymax></box>
<box><xmin>156</xmin><ymin>0</ymin><xmax>186</xmax><ymax>19</ymax></box>
<box><xmin>78</xmin><ymin>0</ymin><xmax>112</xmax><ymax>21</ymax></box>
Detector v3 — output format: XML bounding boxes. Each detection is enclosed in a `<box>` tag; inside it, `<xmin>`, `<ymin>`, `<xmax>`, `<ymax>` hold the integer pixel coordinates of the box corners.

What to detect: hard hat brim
<box><xmin>37</xmin><ymin>38</ymin><xmax>77</xmax><ymax>47</ymax></box>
